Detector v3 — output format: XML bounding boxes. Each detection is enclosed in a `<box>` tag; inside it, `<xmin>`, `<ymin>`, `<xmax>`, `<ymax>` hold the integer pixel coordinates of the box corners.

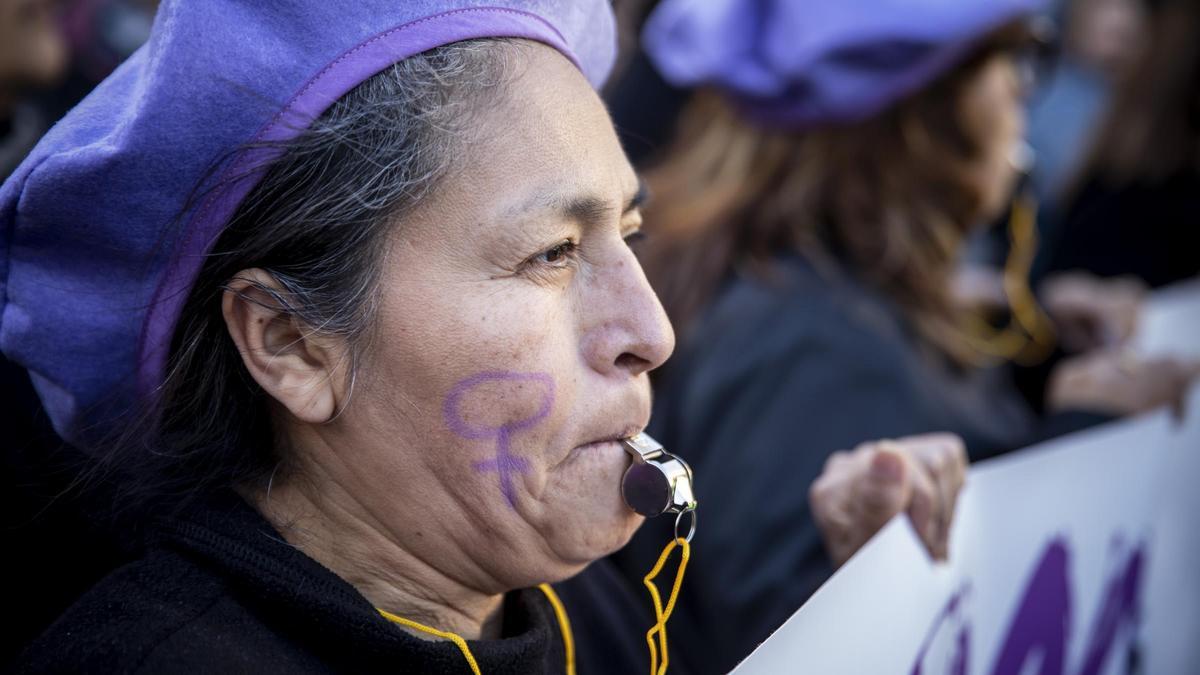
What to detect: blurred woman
<box><xmin>0</xmin><ymin>0</ymin><xmax>68</xmax><ymax>179</ymax></box>
<box><xmin>1025</xmin><ymin>0</ymin><xmax>1147</xmax><ymax>204</ymax></box>
<box><xmin>614</xmin><ymin>0</ymin><xmax>1199</xmax><ymax>670</ymax></box>
<box><xmin>1039</xmin><ymin>0</ymin><xmax>1200</xmax><ymax>288</ymax></box>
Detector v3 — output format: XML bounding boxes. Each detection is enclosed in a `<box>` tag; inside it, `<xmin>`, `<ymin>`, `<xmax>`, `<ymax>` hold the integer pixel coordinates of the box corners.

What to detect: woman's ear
<box><xmin>222</xmin><ymin>269</ymin><xmax>347</xmax><ymax>424</ymax></box>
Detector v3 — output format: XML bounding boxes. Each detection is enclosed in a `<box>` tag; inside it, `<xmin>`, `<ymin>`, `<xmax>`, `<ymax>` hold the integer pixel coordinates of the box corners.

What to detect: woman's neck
<box><xmin>238</xmin><ymin>468</ymin><xmax>506</xmax><ymax>640</ymax></box>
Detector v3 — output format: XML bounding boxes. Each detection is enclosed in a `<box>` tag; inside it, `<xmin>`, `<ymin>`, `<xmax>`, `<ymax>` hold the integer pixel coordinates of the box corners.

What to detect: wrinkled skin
<box><xmin>225</xmin><ymin>44</ymin><xmax>671</xmax><ymax>637</ymax></box>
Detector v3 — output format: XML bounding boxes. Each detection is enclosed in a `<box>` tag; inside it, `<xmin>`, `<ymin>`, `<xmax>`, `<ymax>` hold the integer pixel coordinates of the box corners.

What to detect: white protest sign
<box><xmin>734</xmin><ymin>279</ymin><xmax>1200</xmax><ymax>675</ymax></box>
<box><xmin>1133</xmin><ymin>277</ymin><xmax>1200</xmax><ymax>360</ymax></box>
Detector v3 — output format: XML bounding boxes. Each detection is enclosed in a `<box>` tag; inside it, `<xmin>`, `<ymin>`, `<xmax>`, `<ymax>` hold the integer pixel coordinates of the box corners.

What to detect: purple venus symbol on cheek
<box><xmin>442</xmin><ymin>371</ymin><xmax>555</xmax><ymax>508</ymax></box>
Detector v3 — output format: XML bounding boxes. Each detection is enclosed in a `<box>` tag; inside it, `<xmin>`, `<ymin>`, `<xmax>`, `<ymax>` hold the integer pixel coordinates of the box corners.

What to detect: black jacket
<box><xmin>1038</xmin><ymin>170</ymin><xmax>1200</xmax><ymax>290</ymax></box>
<box><xmin>614</xmin><ymin>255</ymin><xmax>1105</xmax><ymax>674</ymax></box>
<box><xmin>14</xmin><ymin>488</ymin><xmax>664</xmax><ymax>674</ymax></box>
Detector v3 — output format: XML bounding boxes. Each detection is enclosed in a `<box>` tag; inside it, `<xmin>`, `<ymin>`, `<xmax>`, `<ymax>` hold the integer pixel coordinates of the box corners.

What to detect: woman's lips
<box><xmin>573</xmin><ymin>438</ymin><xmax>628</xmax><ymax>455</ymax></box>
<box><xmin>575</xmin><ymin>438</ymin><xmax>622</xmax><ymax>451</ymax></box>
<box><xmin>560</xmin><ymin>438</ymin><xmax>630</xmax><ymax>472</ymax></box>
<box><xmin>577</xmin><ymin>424</ymin><xmax>644</xmax><ymax>449</ymax></box>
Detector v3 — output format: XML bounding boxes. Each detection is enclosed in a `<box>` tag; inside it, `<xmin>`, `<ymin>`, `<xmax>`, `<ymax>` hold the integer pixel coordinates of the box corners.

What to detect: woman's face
<box><xmin>0</xmin><ymin>0</ymin><xmax>68</xmax><ymax>95</ymax></box>
<box><xmin>960</xmin><ymin>53</ymin><xmax>1027</xmax><ymax>222</ymax></box>
<box><xmin>308</xmin><ymin>44</ymin><xmax>674</xmax><ymax>592</ymax></box>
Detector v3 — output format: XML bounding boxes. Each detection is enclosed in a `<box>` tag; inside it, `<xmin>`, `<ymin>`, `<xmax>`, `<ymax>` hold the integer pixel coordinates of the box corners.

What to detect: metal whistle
<box><xmin>621</xmin><ymin>432</ymin><xmax>697</xmax><ymax>541</ymax></box>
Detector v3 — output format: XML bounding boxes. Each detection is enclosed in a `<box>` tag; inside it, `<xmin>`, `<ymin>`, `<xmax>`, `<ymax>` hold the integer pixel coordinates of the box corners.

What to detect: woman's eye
<box><xmin>623</xmin><ymin>230</ymin><xmax>647</xmax><ymax>246</ymax></box>
<box><xmin>539</xmin><ymin>240</ymin><xmax>576</xmax><ymax>264</ymax></box>
<box><xmin>520</xmin><ymin>240</ymin><xmax>579</xmax><ymax>279</ymax></box>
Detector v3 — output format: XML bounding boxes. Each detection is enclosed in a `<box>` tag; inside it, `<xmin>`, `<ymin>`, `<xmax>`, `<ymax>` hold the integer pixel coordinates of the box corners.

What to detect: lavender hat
<box><xmin>0</xmin><ymin>0</ymin><xmax>616</xmax><ymax>445</ymax></box>
<box><xmin>643</xmin><ymin>0</ymin><xmax>1046</xmax><ymax>127</ymax></box>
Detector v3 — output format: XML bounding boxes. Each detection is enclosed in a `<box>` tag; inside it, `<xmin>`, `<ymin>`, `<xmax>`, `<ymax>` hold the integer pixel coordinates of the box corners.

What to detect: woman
<box><xmin>1</xmin><ymin>1</ymin><xmax>668</xmax><ymax>671</ymax></box>
<box><xmin>1038</xmin><ymin>0</ymin><xmax>1200</xmax><ymax>289</ymax></box>
<box><xmin>614</xmin><ymin>0</ymin><xmax>1200</xmax><ymax>671</ymax></box>
<box><xmin>0</xmin><ymin>0</ymin><xmax>68</xmax><ymax>180</ymax></box>
<box><xmin>1</xmin><ymin>1</ymin><xmax>962</xmax><ymax>672</ymax></box>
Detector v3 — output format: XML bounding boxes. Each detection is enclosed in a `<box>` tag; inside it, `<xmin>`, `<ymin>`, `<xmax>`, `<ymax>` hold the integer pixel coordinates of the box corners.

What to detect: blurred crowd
<box><xmin>3</xmin><ymin>0</ymin><xmax>1197</xmax><ymax>671</ymax></box>
<box><xmin>606</xmin><ymin>0</ymin><xmax>1199</xmax><ymax>668</ymax></box>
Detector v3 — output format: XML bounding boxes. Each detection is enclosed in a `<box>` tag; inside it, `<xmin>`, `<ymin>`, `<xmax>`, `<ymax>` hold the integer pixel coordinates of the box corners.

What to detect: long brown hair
<box><xmin>1070</xmin><ymin>0</ymin><xmax>1200</xmax><ymax>189</ymax></box>
<box><xmin>640</xmin><ymin>23</ymin><xmax>1032</xmax><ymax>366</ymax></box>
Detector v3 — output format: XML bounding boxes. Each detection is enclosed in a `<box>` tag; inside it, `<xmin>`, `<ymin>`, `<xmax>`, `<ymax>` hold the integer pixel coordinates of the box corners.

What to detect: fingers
<box><xmin>1048</xmin><ymin>351</ymin><xmax>1196</xmax><ymax>416</ymax></box>
<box><xmin>1129</xmin><ymin>356</ymin><xmax>1200</xmax><ymax>415</ymax></box>
<box><xmin>1182</xmin><ymin>359</ymin><xmax>1200</xmax><ymax>380</ymax></box>
<box><xmin>854</xmin><ymin>446</ymin><xmax>911</xmax><ymax>529</ymax></box>
<box><xmin>810</xmin><ymin>445</ymin><xmax>911</xmax><ymax>568</ymax></box>
<box><xmin>810</xmin><ymin>434</ymin><xmax>969</xmax><ymax>569</ymax></box>
<box><xmin>1041</xmin><ymin>272</ymin><xmax>1145</xmax><ymax>349</ymax></box>
<box><xmin>809</xmin><ymin>450</ymin><xmax>857</xmax><ymax>566</ymax></box>
<box><xmin>904</xmin><ymin>454</ymin><xmax>942</xmax><ymax>559</ymax></box>
<box><xmin>1160</xmin><ymin>358</ymin><xmax>1200</xmax><ymax>421</ymax></box>
<box><xmin>892</xmin><ymin>434</ymin><xmax>967</xmax><ymax>501</ymax></box>
<box><xmin>891</xmin><ymin>434</ymin><xmax>967</xmax><ymax>561</ymax></box>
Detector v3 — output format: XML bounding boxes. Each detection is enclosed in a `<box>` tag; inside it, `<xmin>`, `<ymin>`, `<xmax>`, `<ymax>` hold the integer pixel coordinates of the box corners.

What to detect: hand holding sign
<box><xmin>1047</xmin><ymin>350</ymin><xmax>1200</xmax><ymax>418</ymax></box>
<box><xmin>809</xmin><ymin>433</ymin><xmax>968</xmax><ymax>567</ymax></box>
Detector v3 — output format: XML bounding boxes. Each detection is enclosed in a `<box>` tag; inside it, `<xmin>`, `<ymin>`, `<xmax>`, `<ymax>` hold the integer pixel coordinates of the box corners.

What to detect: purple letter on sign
<box><xmin>443</xmin><ymin>371</ymin><xmax>555</xmax><ymax>508</ymax></box>
<box><xmin>991</xmin><ymin>538</ymin><xmax>1071</xmax><ymax>675</ymax></box>
<box><xmin>911</xmin><ymin>585</ymin><xmax>971</xmax><ymax>675</ymax></box>
<box><xmin>1076</xmin><ymin>542</ymin><xmax>1145</xmax><ymax>675</ymax></box>
<box><xmin>912</xmin><ymin>535</ymin><xmax>1148</xmax><ymax>675</ymax></box>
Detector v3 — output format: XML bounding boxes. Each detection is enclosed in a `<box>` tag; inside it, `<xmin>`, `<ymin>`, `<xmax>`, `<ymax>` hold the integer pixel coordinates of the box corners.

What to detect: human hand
<box><xmin>1047</xmin><ymin>349</ymin><xmax>1200</xmax><ymax>417</ymax></box>
<box><xmin>1040</xmin><ymin>272</ymin><xmax>1145</xmax><ymax>352</ymax></box>
<box><xmin>809</xmin><ymin>433</ymin><xmax>968</xmax><ymax>568</ymax></box>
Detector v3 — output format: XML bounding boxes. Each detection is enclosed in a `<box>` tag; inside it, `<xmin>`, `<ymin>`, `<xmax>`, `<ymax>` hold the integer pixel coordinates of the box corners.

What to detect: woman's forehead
<box><xmin>450</xmin><ymin>47</ymin><xmax>638</xmax><ymax>222</ymax></box>
<box><xmin>487</xmin><ymin>44</ymin><xmax>622</xmax><ymax>153</ymax></box>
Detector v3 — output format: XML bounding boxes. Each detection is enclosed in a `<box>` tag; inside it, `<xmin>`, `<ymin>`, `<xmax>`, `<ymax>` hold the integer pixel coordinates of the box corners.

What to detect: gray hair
<box><xmin>92</xmin><ymin>38</ymin><xmax>520</xmax><ymax>522</ymax></box>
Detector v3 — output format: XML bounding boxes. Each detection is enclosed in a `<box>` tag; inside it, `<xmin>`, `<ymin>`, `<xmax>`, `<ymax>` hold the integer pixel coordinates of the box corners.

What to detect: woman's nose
<box><xmin>582</xmin><ymin>248</ymin><xmax>676</xmax><ymax>378</ymax></box>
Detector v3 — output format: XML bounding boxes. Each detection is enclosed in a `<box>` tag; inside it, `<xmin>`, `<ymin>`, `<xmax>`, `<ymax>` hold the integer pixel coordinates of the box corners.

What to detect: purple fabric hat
<box><xmin>0</xmin><ymin>1</ymin><xmax>616</xmax><ymax>445</ymax></box>
<box><xmin>643</xmin><ymin>0</ymin><xmax>1046</xmax><ymax>127</ymax></box>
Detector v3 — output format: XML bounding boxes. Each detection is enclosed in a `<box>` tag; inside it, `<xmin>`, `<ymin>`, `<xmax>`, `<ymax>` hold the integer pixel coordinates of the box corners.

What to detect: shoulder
<box><xmin>686</xmin><ymin>258</ymin><xmax>908</xmax><ymax>370</ymax></box>
<box><xmin>14</xmin><ymin>549</ymin><xmax>217</xmax><ymax>672</ymax></box>
<box><xmin>649</xmin><ymin>256</ymin><xmax>943</xmax><ymax>474</ymax></box>
<box><xmin>14</xmin><ymin>548</ymin><xmax>306</xmax><ymax>673</ymax></box>
<box><xmin>660</xmin><ymin>257</ymin><xmax>916</xmax><ymax>412</ymax></box>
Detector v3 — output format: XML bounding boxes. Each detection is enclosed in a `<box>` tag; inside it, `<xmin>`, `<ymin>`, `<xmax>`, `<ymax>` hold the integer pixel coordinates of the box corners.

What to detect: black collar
<box><xmin>150</xmin><ymin>489</ymin><xmax>563</xmax><ymax>673</ymax></box>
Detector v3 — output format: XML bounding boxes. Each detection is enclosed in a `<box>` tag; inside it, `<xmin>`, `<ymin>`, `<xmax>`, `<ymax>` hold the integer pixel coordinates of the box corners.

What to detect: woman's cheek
<box><xmin>372</xmin><ymin>276</ymin><xmax>583</xmax><ymax>510</ymax></box>
<box><xmin>440</xmin><ymin>370</ymin><xmax>559</xmax><ymax>509</ymax></box>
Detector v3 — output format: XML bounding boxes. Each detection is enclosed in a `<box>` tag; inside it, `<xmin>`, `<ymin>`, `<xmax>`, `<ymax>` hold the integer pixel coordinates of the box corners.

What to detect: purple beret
<box><xmin>0</xmin><ymin>0</ymin><xmax>616</xmax><ymax>445</ymax></box>
<box><xmin>643</xmin><ymin>0</ymin><xmax>1046</xmax><ymax>127</ymax></box>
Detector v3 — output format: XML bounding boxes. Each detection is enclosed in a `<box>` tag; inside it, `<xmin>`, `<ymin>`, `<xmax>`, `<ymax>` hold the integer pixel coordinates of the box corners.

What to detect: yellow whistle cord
<box><xmin>962</xmin><ymin>188</ymin><xmax>1058</xmax><ymax>366</ymax></box>
<box><xmin>376</xmin><ymin>608</ymin><xmax>483</xmax><ymax>675</ymax></box>
<box><xmin>642</xmin><ymin>537</ymin><xmax>692</xmax><ymax>675</ymax></box>
<box><xmin>376</xmin><ymin>583</ymin><xmax>575</xmax><ymax>675</ymax></box>
<box><xmin>538</xmin><ymin>583</ymin><xmax>577</xmax><ymax>675</ymax></box>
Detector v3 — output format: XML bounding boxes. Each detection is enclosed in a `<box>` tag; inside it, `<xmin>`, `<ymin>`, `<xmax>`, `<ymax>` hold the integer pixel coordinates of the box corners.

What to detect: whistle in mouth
<box><xmin>621</xmin><ymin>433</ymin><xmax>697</xmax><ymax>519</ymax></box>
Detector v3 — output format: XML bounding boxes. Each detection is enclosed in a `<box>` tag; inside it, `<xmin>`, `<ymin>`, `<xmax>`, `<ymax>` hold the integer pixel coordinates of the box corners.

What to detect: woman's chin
<box><xmin>548</xmin><ymin>523</ymin><xmax>642</xmax><ymax>588</ymax></box>
<box><xmin>524</xmin><ymin>438</ymin><xmax>644</xmax><ymax>572</ymax></box>
<box><xmin>542</xmin><ymin>497</ymin><xmax>643</xmax><ymax>572</ymax></box>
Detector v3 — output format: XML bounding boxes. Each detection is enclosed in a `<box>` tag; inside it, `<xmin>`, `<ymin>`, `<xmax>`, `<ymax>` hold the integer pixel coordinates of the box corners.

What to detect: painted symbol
<box><xmin>443</xmin><ymin>371</ymin><xmax>555</xmax><ymax>508</ymax></box>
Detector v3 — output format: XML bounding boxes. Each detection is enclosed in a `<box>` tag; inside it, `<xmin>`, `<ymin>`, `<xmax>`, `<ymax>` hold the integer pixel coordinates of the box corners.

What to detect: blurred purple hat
<box><xmin>644</xmin><ymin>0</ymin><xmax>1046</xmax><ymax>127</ymax></box>
<box><xmin>0</xmin><ymin>0</ymin><xmax>616</xmax><ymax>445</ymax></box>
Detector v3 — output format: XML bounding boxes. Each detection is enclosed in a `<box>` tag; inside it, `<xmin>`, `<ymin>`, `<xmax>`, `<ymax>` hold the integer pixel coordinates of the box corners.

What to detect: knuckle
<box><xmin>809</xmin><ymin>479</ymin><xmax>834</xmax><ymax>506</ymax></box>
<box><xmin>824</xmin><ymin>450</ymin><xmax>850</xmax><ymax>472</ymax></box>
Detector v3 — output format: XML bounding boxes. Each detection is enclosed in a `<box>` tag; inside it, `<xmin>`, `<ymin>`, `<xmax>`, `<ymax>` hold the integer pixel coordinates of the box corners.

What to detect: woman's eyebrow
<box><xmin>624</xmin><ymin>178</ymin><xmax>649</xmax><ymax>215</ymax></box>
<box><xmin>569</xmin><ymin>178</ymin><xmax>647</xmax><ymax>223</ymax></box>
<box><xmin>502</xmin><ymin>177</ymin><xmax>647</xmax><ymax>227</ymax></box>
